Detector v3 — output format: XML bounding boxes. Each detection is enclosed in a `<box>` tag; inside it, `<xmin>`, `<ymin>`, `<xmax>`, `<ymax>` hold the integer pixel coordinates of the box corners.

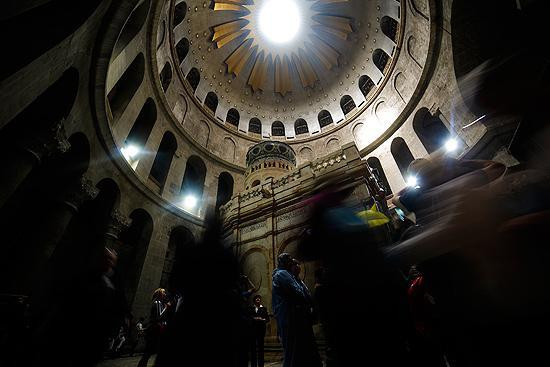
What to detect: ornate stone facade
<box><xmin>221</xmin><ymin>143</ymin><xmax>372</xmax><ymax>340</ymax></box>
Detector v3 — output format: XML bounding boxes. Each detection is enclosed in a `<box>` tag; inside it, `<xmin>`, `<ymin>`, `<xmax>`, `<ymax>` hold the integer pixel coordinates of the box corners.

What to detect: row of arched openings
<box><xmin>387</xmin><ymin>108</ymin><xmax>451</xmax><ymax>179</ymax></box>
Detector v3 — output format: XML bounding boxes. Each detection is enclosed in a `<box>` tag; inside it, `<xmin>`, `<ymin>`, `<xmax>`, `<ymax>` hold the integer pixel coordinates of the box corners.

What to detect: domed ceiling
<box><xmin>167</xmin><ymin>0</ymin><xmax>402</xmax><ymax>140</ymax></box>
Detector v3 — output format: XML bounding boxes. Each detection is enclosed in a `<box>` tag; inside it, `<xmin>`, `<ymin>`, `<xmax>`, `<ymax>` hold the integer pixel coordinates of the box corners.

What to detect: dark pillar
<box><xmin>0</xmin><ymin>121</ymin><xmax>70</xmax><ymax>208</ymax></box>
<box><xmin>11</xmin><ymin>176</ymin><xmax>98</xmax><ymax>295</ymax></box>
<box><xmin>104</xmin><ymin>210</ymin><xmax>132</xmax><ymax>253</ymax></box>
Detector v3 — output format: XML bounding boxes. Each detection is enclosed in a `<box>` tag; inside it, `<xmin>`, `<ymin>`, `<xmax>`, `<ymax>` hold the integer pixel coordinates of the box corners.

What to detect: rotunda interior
<box><xmin>1</xmin><ymin>0</ymin><xmax>549</xmax><ymax>366</ymax></box>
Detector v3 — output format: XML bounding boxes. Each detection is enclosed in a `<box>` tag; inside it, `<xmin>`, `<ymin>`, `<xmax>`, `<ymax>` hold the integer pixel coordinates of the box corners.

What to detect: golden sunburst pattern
<box><xmin>211</xmin><ymin>0</ymin><xmax>353</xmax><ymax>96</ymax></box>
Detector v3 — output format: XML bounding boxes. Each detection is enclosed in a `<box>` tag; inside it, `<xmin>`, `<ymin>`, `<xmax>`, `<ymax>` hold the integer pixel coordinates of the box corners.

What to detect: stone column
<box><xmin>12</xmin><ymin>176</ymin><xmax>98</xmax><ymax>294</ymax></box>
<box><xmin>104</xmin><ymin>209</ymin><xmax>132</xmax><ymax>253</ymax></box>
<box><xmin>0</xmin><ymin>120</ymin><xmax>70</xmax><ymax>208</ymax></box>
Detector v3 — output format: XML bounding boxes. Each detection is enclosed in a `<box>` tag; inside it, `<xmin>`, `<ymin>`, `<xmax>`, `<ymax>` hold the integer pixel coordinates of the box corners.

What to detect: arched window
<box><xmin>125</xmin><ymin>98</ymin><xmax>157</xmax><ymax>152</ymax></box>
<box><xmin>272</xmin><ymin>121</ymin><xmax>285</xmax><ymax>136</ymax></box>
<box><xmin>173</xmin><ymin>1</ymin><xmax>187</xmax><ymax>28</ymax></box>
<box><xmin>149</xmin><ymin>132</ymin><xmax>177</xmax><ymax>187</ymax></box>
<box><xmin>226</xmin><ymin>108</ymin><xmax>240</xmax><ymax>127</ymax></box>
<box><xmin>215</xmin><ymin>172</ymin><xmax>234</xmax><ymax>209</ymax></box>
<box><xmin>248</xmin><ymin>118</ymin><xmax>262</xmax><ymax>134</ymax></box>
<box><xmin>112</xmin><ymin>0</ymin><xmax>151</xmax><ymax>60</ymax></box>
<box><xmin>367</xmin><ymin>157</ymin><xmax>392</xmax><ymax>195</ymax></box>
<box><xmin>1</xmin><ymin>0</ymin><xmax>104</xmax><ymax>80</ymax></box>
<box><xmin>107</xmin><ymin>53</ymin><xmax>145</xmax><ymax>121</ymax></box>
<box><xmin>161</xmin><ymin>226</ymin><xmax>194</xmax><ymax>290</ymax></box>
<box><xmin>294</xmin><ymin>119</ymin><xmax>309</xmax><ymax>135</ymax></box>
<box><xmin>413</xmin><ymin>108</ymin><xmax>451</xmax><ymax>154</ymax></box>
<box><xmin>251</xmin><ymin>180</ymin><xmax>261</xmax><ymax>187</ymax></box>
<box><xmin>373</xmin><ymin>49</ymin><xmax>390</xmax><ymax>74</ymax></box>
<box><xmin>186</xmin><ymin>67</ymin><xmax>200</xmax><ymax>92</ymax></box>
<box><xmin>159</xmin><ymin>62</ymin><xmax>172</xmax><ymax>92</ymax></box>
<box><xmin>175</xmin><ymin>38</ymin><xmax>189</xmax><ymax>65</ymax></box>
<box><xmin>390</xmin><ymin>137</ymin><xmax>415</xmax><ymax>178</ymax></box>
<box><xmin>318</xmin><ymin>110</ymin><xmax>333</xmax><ymax>128</ymax></box>
<box><xmin>180</xmin><ymin>155</ymin><xmax>207</xmax><ymax>200</ymax></box>
<box><xmin>340</xmin><ymin>95</ymin><xmax>356</xmax><ymax>115</ymax></box>
<box><xmin>359</xmin><ymin>75</ymin><xmax>375</xmax><ymax>97</ymax></box>
<box><xmin>118</xmin><ymin>209</ymin><xmax>153</xmax><ymax>304</ymax></box>
<box><xmin>381</xmin><ymin>16</ymin><xmax>399</xmax><ymax>42</ymax></box>
<box><xmin>204</xmin><ymin>92</ymin><xmax>218</xmax><ymax>114</ymax></box>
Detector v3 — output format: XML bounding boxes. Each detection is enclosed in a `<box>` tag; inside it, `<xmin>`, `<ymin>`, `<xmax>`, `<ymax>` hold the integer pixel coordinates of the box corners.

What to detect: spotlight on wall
<box><xmin>406</xmin><ymin>175</ymin><xmax>419</xmax><ymax>188</ymax></box>
<box><xmin>444</xmin><ymin>138</ymin><xmax>459</xmax><ymax>152</ymax></box>
<box><xmin>182</xmin><ymin>195</ymin><xmax>198</xmax><ymax>210</ymax></box>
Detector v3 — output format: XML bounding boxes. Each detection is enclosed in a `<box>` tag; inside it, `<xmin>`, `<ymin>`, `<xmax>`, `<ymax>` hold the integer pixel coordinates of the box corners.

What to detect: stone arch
<box><xmin>272</xmin><ymin>121</ymin><xmax>285</xmax><ymax>136</ymax></box>
<box><xmin>221</xmin><ymin>137</ymin><xmax>237</xmax><ymax>163</ymax></box>
<box><xmin>381</xmin><ymin>16</ymin><xmax>399</xmax><ymax>42</ymax></box>
<box><xmin>125</xmin><ymin>98</ymin><xmax>157</xmax><ymax>151</ymax></box>
<box><xmin>159</xmin><ymin>62</ymin><xmax>173</xmax><ymax>92</ymax></box>
<box><xmin>173</xmin><ymin>1</ymin><xmax>187</xmax><ymax>28</ymax></box>
<box><xmin>367</xmin><ymin>157</ymin><xmax>392</xmax><ymax>194</ymax></box>
<box><xmin>407</xmin><ymin>35</ymin><xmax>422</xmax><ymax>68</ymax></box>
<box><xmin>299</xmin><ymin>146</ymin><xmax>314</xmax><ymax>163</ymax></box>
<box><xmin>186</xmin><ymin>67</ymin><xmax>200</xmax><ymax>92</ymax></box>
<box><xmin>373</xmin><ymin>49</ymin><xmax>390</xmax><ymax>74</ymax></box>
<box><xmin>239</xmin><ymin>247</ymin><xmax>270</xmax><ymax>316</ymax></box>
<box><xmin>112</xmin><ymin>0</ymin><xmax>151</xmax><ymax>59</ymax></box>
<box><xmin>161</xmin><ymin>226</ymin><xmax>195</xmax><ymax>290</ymax></box>
<box><xmin>215</xmin><ymin>172</ymin><xmax>234</xmax><ymax>209</ymax></box>
<box><xmin>64</xmin><ymin>133</ymin><xmax>91</xmax><ymax>178</ymax></box>
<box><xmin>119</xmin><ymin>208</ymin><xmax>154</xmax><ymax>305</ymax></box>
<box><xmin>326</xmin><ymin>137</ymin><xmax>340</xmax><ymax>153</ymax></box>
<box><xmin>226</xmin><ymin>108</ymin><xmax>240</xmax><ymax>128</ymax></box>
<box><xmin>175</xmin><ymin>37</ymin><xmax>190</xmax><ymax>66</ymax></box>
<box><xmin>318</xmin><ymin>110</ymin><xmax>334</xmax><ymax>128</ymax></box>
<box><xmin>156</xmin><ymin>19</ymin><xmax>166</xmax><ymax>50</ymax></box>
<box><xmin>413</xmin><ymin>108</ymin><xmax>450</xmax><ymax>153</ymax></box>
<box><xmin>107</xmin><ymin>53</ymin><xmax>145</xmax><ymax>121</ymax></box>
<box><xmin>278</xmin><ymin>236</ymin><xmax>315</xmax><ymax>291</ymax></box>
<box><xmin>294</xmin><ymin>119</ymin><xmax>309</xmax><ymax>135</ymax></box>
<box><xmin>172</xmin><ymin>97</ymin><xmax>187</xmax><ymax>124</ymax></box>
<box><xmin>95</xmin><ymin>178</ymin><xmax>122</xmax><ymax>214</ymax></box>
<box><xmin>393</xmin><ymin>72</ymin><xmax>407</xmax><ymax>102</ymax></box>
<box><xmin>1</xmin><ymin>0</ymin><xmax>104</xmax><ymax>80</ymax></box>
<box><xmin>204</xmin><ymin>92</ymin><xmax>218</xmax><ymax>114</ymax></box>
<box><xmin>390</xmin><ymin>137</ymin><xmax>415</xmax><ymax>178</ymax></box>
<box><xmin>352</xmin><ymin>122</ymin><xmax>366</xmax><ymax>147</ymax></box>
<box><xmin>340</xmin><ymin>95</ymin><xmax>356</xmax><ymax>116</ymax></box>
<box><xmin>359</xmin><ymin>75</ymin><xmax>375</xmax><ymax>98</ymax></box>
<box><xmin>149</xmin><ymin>132</ymin><xmax>178</xmax><ymax>188</ymax></box>
<box><xmin>181</xmin><ymin>155</ymin><xmax>207</xmax><ymax>200</ymax></box>
<box><xmin>191</xmin><ymin>120</ymin><xmax>210</xmax><ymax>147</ymax></box>
<box><xmin>248</xmin><ymin>118</ymin><xmax>262</xmax><ymax>134</ymax></box>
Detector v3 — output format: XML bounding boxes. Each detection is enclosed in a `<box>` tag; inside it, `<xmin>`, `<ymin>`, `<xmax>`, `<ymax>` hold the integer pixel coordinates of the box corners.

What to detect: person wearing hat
<box><xmin>272</xmin><ymin>253</ymin><xmax>321</xmax><ymax>367</ymax></box>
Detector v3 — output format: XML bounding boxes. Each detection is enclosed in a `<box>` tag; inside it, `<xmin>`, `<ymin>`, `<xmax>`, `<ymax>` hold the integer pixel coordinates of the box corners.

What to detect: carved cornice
<box><xmin>63</xmin><ymin>176</ymin><xmax>99</xmax><ymax>210</ymax></box>
<box><xmin>25</xmin><ymin>119</ymin><xmax>71</xmax><ymax>163</ymax></box>
<box><xmin>106</xmin><ymin>209</ymin><xmax>132</xmax><ymax>239</ymax></box>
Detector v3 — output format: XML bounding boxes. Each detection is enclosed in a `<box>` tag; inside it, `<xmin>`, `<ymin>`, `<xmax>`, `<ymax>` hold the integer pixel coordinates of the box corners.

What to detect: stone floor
<box><xmin>96</xmin><ymin>355</ymin><xmax>283</xmax><ymax>367</ymax></box>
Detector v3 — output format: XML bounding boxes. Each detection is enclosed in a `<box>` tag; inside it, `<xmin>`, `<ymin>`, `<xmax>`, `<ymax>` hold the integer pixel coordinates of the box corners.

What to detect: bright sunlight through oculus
<box><xmin>259</xmin><ymin>0</ymin><xmax>301</xmax><ymax>44</ymax></box>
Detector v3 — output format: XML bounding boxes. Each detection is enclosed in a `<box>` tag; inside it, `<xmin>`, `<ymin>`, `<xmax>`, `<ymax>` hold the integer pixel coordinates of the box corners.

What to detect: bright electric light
<box><xmin>406</xmin><ymin>176</ymin><xmax>418</xmax><ymax>188</ymax></box>
<box><xmin>125</xmin><ymin>145</ymin><xmax>140</xmax><ymax>158</ymax></box>
<box><xmin>121</xmin><ymin>144</ymin><xmax>140</xmax><ymax>160</ymax></box>
<box><xmin>444</xmin><ymin>138</ymin><xmax>458</xmax><ymax>152</ymax></box>
<box><xmin>259</xmin><ymin>0</ymin><xmax>301</xmax><ymax>44</ymax></box>
<box><xmin>182</xmin><ymin>195</ymin><xmax>198</xmax><ymax>210</ymax></box>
